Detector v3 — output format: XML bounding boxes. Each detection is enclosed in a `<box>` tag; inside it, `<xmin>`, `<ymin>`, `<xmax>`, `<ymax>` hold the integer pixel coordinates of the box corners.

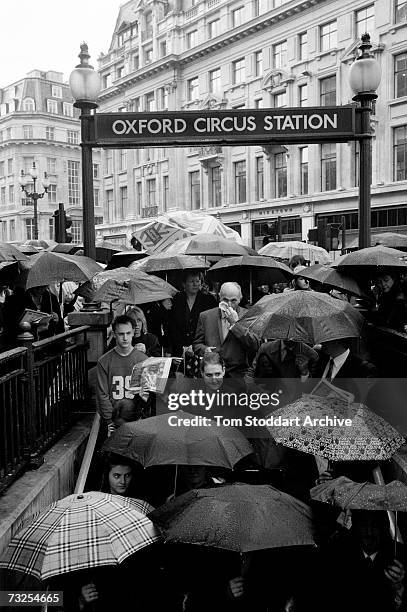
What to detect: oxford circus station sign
<box><xmin>93</xmin><ymin>106</ymin><xmax>356</xmax><ymax>147</ymax></box>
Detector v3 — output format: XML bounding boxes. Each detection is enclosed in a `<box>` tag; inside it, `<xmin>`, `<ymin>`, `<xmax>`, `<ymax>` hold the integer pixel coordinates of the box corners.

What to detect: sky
<box><xmin>1</xmin><ymin>0</ymin><xmax>126</xmax><ymax>88</ymax></box>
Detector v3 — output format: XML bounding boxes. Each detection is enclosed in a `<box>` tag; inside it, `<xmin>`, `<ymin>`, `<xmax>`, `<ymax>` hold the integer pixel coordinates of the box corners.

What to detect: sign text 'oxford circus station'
<box><xmin>93</xmin><ymin>106</ymin><xmax>356</xmax><ymax>146</ymax></box>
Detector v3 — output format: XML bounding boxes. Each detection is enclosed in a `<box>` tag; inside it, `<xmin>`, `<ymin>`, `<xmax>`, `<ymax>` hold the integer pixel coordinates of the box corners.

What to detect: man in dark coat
<box><xmin>193</xmin><ymin>282</ymin><xmax>261</xmax><ymax>378</ymax></box>
<box><xmin>168</xmin><ymin>271</ymin><xmax>216</xmax><ymax>357</ymax></box>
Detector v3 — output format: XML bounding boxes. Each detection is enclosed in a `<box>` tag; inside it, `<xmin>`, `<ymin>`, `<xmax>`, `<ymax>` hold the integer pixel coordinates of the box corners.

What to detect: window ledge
<box><xmin>315</xmin><ymin>47</ymin><xmax>340</xmax><ymax>61</ymax></box>
<box><xmin>388</xmin><ymin>97</ymin><xmax>407</xmax><ymax>107</ymax></box>
<box><xmin>389</xmin><ymin>22</ymin><xmax>407</xmax><ymax>35</ymax></box>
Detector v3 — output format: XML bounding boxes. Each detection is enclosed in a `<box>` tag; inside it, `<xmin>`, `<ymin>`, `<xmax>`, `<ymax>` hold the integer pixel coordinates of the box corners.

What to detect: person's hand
<box><xmin>315</xmin><ymin>471</ymin><xmax>333</xmax><ymax>486</ymax></box>
<box><xmin>228</xmin><ymin>576</ymin><xmax>244</xmax><ymax>599</ymax></box>
<box><xmin>385</xmin><ymin>560</ymin><xmax>405</xmax><ymax>586</ymax></box>
<box><xmin>80</xmin><ymin>583</ymin><xmax>99</xmax><ymax>604</ymax></box>
<box><xmin>141</xmin><ymin>372</ymin><xmax>155</xmax><ymax>392</ymax></box>
<box><xmin>135</xmin><ymin>342</ymin><xmax>146</xmax><ymax>353</ymax></box>
<box><xmin>51</xmin><ymin>312</ymin><xmax>60</xmax><ymax>323</ymax></box>
<box><xmin>107</xmin><ymin>422</ymin><xmax>116</xmax><ymax>437</ymax></box>
<box><xmin>184</xmin><ymin>345</ymin><xmax>194</xmax><ymax>356</ymax></box>
<box><xmin>223</xmin><ymin>306</ymin><xmax>239</xmax><ymax>326</ymax></box>
<box><xmin>204</xmin><ymin>346</ymin><xmax>216</xmax><ymax>354</ymax></box>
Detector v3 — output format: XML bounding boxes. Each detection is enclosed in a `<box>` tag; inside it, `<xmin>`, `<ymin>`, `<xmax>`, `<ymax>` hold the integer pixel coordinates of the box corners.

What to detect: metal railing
<box><xmin>0</xmin><ymin>326</ymin><xmax>89</xmax><ymax>494</ymax></box>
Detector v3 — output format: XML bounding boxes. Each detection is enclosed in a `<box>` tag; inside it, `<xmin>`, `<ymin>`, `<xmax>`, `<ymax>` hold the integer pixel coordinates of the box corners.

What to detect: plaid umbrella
<box><xmin>296</xmin><ymin>265</ymin><xmax>366</xmax><ymax>298</ymax></box>
<box><xmin>268</xmin><ymin>395</ymin><xmax>404</xmax><ymax>461</ymax></box>
<box><xmin>17</xmin><ymin>251</ymin><xmax>103</xmax><ymax>289</ymax></box>
<box><xmin>0</xmin><ymin>242</ymin><xmax>28</xmax><ymax>262</ymax></box>
<box><xmin>0</xmin><ymin>492</ymin><xmax>159</xmax><ymax>581</ymax></box>
<box><xmin>310</xmin><ymin>476</ymin><xmax>407</xmax><ymax>511</ymax></box>
<box><xmin>239</xmin><ymin>290</ymin><xmax>365</xmax><ymax>344</ymax></box>
<box><xmin>103</xmin><ymin>411</ymin><xmax>253</xmax><ymax>469</ymax></box>
<box><xmin>149</xmin><ymin>483</ymin><xmax>316</xmax><ymax>552</ymax></box>
<box><xmin>258</xmin><ymin>241</ymin><xmax>331</xmax><ymax>265</ymax></box>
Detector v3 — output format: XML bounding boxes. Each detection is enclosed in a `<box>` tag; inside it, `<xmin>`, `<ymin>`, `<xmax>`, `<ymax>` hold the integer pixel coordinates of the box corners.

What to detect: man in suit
<box><xmin>193</xmin><ymin>282</ymin><xmax>261</xmax><ymax>377</ymax></box>
<box><xmin>168</xmin><ymin>271</ymin><xmax>216</xmax><ymax>357</ymax></box>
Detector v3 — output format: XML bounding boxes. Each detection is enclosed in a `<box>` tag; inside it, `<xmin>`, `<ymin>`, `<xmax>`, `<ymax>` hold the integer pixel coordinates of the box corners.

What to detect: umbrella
<box><xmin>149</xmin><ymin>483</ymin><xmax>316</xmax><ymax>552</ymax></box>
<box><xmin>239</xmin><ymin>291</ymin><xmax>365</xmax><ymax>345</ymax></box>
<box><xmin>17</xmin><ymin>251</ymin><xmax>103</xmax><ymax>289</ymax></box>
<box><xmin>0</xmin><ymin>243</ymin><xmax>28</xmax><ymax>262</ymax></box>
<box><xmin>0</xmin><ymin>492</ymin><xmax>160</xmax><ymax>580</ymax></box>
<box><xmin>295</xmin><ymin>265</ymin><xmax>366</xmax><ymax>297</ymax></box>
<box><xmin>91</xmin><ymin>267</ymin><xmax>159</xmax><ymax>290</ymax></box>
<box><xmin>311</xmin><ymin>475</ymin><xmax>407</xmax><ymax>511</ymax></box>
<box><xmin>106</xmin><ymin>250</ymin><xmax>148</xmax><ymax>270</ymax></box>
<box><xmin>49</xmin><ymin>243</ymin><xmax>82</xmax><ymax>255</ymax></box>
<box><xmin>141</xmin><ymin>254</ymin><xmax>210</xmax><ymax>274</ymax></box>
<box><xmin>335</xmin><ymin>245</ymin><xmax>407</xmax><ymax>270</ymax></box>
<box><xmin>258</xmin><ymin>241</ymin><xmax>331</xmax><ymax>265</ymax></box>
<box><xmin>267</xmin><ymin>395</ymin><xmax>404</xmax><ymax>461</ymax></box>
<box><xmin>344</xmin><ymin>232</ymin><xmax>407</xmax><ymax>251</ymax></box>
<box><xmin>16</xmin><ymin>244</ymin><xmax>39</xmax><ymax>255</ymax></box>
<box><xmin>164</xmin><ymin>234</ymin><xmax>254</xmax><ymax>257</ymax></box>
<box><xmin>22</xmin><ymin>239</ymin><xmax>57</xmax><ymax>250</ymax></box>
<box><xmin>92</xmin><ymin>274</ymin><xmax>178</xmax><ymax>305</ymax></box>
<box><xmin>103</xmin><ymin>411</ymin><xmax>253</xmax><ymax>469</ymax></box>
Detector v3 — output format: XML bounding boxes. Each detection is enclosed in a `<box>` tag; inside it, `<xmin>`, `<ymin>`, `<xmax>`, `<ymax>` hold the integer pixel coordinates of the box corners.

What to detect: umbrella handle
<box><xmin>372</xmin><ymin>466</ymin><xmax>403</xmax><ymax>551</ymax></box>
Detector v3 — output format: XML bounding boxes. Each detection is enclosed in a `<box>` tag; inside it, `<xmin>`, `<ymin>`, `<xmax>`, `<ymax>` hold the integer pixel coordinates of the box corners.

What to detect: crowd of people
<box><xmin>2</xmin><ymin>255</ymin><xmax>407</xmax><ymax>611</ymax></box>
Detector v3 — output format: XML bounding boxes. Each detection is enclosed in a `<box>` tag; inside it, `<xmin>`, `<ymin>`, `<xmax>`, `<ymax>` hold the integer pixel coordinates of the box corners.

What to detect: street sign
<box><xmin>92</xmin><ymin>106</ymin><xmax>356</xmax><ymax>147</ymax></box>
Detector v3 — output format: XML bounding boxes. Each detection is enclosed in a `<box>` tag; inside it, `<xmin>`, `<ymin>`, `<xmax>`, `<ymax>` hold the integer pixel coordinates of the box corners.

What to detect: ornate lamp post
<box><xmin>69</xmin><ymin>43</ymin><xmax>101</xmax><ymax>260</ymax></box>
<box><xmin>349</xmin><ymin>33</ymin><xmax>381</xmax><ymax>250</ymax></box>
<box><xmin>19</xmin><ymin>162</ymin><xmax>50</xmax><ymax>240</ymax></box>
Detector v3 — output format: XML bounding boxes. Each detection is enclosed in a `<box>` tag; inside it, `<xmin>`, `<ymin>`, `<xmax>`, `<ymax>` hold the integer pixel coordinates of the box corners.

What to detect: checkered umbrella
<box><xmin>0</xmin><ymin>492</ymin><xmax>160</xmax><ymax>581</ymax></box>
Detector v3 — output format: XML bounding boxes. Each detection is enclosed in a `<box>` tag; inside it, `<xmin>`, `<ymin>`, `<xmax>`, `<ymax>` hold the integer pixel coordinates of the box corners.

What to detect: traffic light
<box><xmin>53</xmin><ymin>203</ymin><xmax>72</xmax><ymax>243</ymax></box>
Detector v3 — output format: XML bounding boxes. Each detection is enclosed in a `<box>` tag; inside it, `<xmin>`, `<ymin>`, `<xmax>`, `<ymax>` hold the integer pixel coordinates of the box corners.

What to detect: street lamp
<box><xmin>349</xmin><ymin>33</ymin><xmax>381</xmax><ymax>250</ymax></box>
<box><xmin>69</xmin><ymin>42</ymin><xmax>101</xmax><ymax>260</ymax></box>
<box><xmin>19</xmin><ymin>162</ymin><xmax>50</xmax><ymax>240</ymax></box>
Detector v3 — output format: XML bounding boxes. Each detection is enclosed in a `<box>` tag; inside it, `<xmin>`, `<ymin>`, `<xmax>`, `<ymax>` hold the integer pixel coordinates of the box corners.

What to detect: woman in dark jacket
<box><xmin>372</xmin><ymin>271</ymin><xmax>407</xmax><ymax>332</ymax></box>
<box><xmin>126</xmin><ymin>306</ymin><xmax>162</xmax><ymax>356</ymax></box>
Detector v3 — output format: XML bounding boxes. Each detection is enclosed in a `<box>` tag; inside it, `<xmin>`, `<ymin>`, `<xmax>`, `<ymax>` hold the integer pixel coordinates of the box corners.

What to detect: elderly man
<box><xmin>193</xmin><ymin>281</ymin><xmax>261</xmax><ymax>377</ymax></box>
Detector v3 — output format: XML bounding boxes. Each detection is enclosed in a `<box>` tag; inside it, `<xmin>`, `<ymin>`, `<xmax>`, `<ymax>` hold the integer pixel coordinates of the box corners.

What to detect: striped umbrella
<box><xmin>0</xmin><ymin>492</ymin><xmax>160</xmax><ymax>580</ymax></box>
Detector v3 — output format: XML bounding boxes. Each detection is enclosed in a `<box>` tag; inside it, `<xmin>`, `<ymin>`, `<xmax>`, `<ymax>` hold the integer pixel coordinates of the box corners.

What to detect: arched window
<box><xmin>23</xmin><ymin>98</ymin><xmax>35</xmax><ymax>112</ymax></box>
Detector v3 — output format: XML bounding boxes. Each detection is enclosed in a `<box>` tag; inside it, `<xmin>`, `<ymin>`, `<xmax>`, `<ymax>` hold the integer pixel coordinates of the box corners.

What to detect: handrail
<box><xmin>74</xmin><ymin>412</ymin><xmax>101</xmax><ymax>494</ymax></box>
<box><xmin>32</xmin><ymin>326</ymin><xmax>89</xmax><ymax>350</ymax></box>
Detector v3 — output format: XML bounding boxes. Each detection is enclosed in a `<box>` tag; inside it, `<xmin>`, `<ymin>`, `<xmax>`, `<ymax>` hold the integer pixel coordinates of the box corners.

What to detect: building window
<box><xmin>45</xmin><ymin>126</ymin><xmax>55</xmax><ymax>141</ymax></box>
<box><xmin>300</xmin><ymin>147</ymin><xmax>309</xmax><ymax>195</ymax></box>
<box><xmin>144</xmin><ymin>48</ymin><xmax>153</xmax><ymax>64</ymax></box>
<box><xmin>25</xmin><ymin>219</ymin><xmax>34</xmax><ymax>240</ymax></box>
<box><xmin>354</xmin><ymin>143</ymin><xmax>360</xmax><ymax>187</ymax></box>
<box><xmin>253</xmin><ymin>0</ymin><xmax>260</xmax><ymax>17</ymax></box>
<box><xmin>47</xmin><ymin>184</ymin><xmax>57</xmax><ymax>204</ymax></box>
<box><xmin>232</xmin><ymin>6</ymin><xmax>244</xmax><ymax>27</ymax></box>
<box><xmin>232</xmin><ymin>58</ymin><xmax>245</xmax><ymax>84</ymax></box>
<box><xmin>105</xmin><ymin>190</ymin><xmax>113</xmax><ymax>221</ymax></box>
<box><xmin>187</xmin><ymin>77</ymin><xmax>199</xmax><ymax>101</ymax></box>
<box><xmin>105</xmin><ymin>150</ymin><xmax>113</xmax><ymax>174</ymax></box>
<box><xmin>356</xmin><ymin>5</ymin><xmax>374</xmax><ymax>37</ymax></box>
<box><xmin>116</xmin><ymin>66</ymin><xmax>124</xmax><ymax>80</ymax></box>
<box><xmin>67</xmin><ymin>130</ymin><xmax>79</xmax><ymax>145</ymax></box>
<box><xmin>47</xmin><ymin>99</ymin><xmax>58</xmax><ymax>114</ymax></box>
<box><xmin>160</xmin><ymin>40</ymin><xmax>167</xmax><ymax>57</ymax></box>
<box><xmin>47</xmin><ymin>157</ymin><xmax>57</xmax><ymax>173</ymax></box>
<box><xmin>209</xmin><ymin>69</ymin><xmax>221</xmax><ymax>94</ymax></box>
<box><xmin>299</xmin><ymin>84</ymin><xmax>308</xmax><ymax>106</ymax></box>
<box><xmin>254</xmin><ymin>50</ymin><xmax>263</xmax><ymax>77</ymax></box>
<box><xmin>186</xmin><ymin>30</ymin><xmax>198</xmax><ymax>48</ymax></box>
<box><xmin>273</xmin><ymin>41</ymin><xmax>287</xmax><ymax>69</ymax></box>
<box><xmin>320</xmin><ymin>21</ymin><xmax>337</xmax><ymax>51</ymax></box>
<box><xmin>9</xmin><ymin>219</ymin><xmax>15</xmax><ymax>241</ymax></box>
<box><xmin>23</xmin><ymin>125</ymin><xmax>33</xmax><ymax>139</ymax></box>
<box><xmin>145</xmin><ymin>11</ymin><xmax>153</xmax><ymax>38</ymax></box>
<box><xmin>0</xmin><ymin>221</ymin><xmax>6</xmax><ymax>240</ymax></box>
<box><xmin>102</xmin><ymin>73</ymin><xmax>112</xmax><ymax>89</ymax></box>
<box><xmin>208</xmin><ymin>18</ymin><xmax>220</xmax><ymax>38</ymax></box>
<box><xmin>147</xmin><ymin>178</ymin><xmax>156</xmax><ymax>208</ymax></box>
<box><xmin>22</xmin><ymin>98</ymin><xmax>35</xmax><ymax>111</ymax></box>
<box><xmin>92</xmin><ymin>163</ymin><xmax>99</xmax><ymax>179</ymax></box>
<box><xmin>255</xmin><ymin>156</ymin><xmax>264</xmax><ymax>200</ymax></box>
<box><xmin>395</xmin><ymin>53</ymin><xmax>407</xmax><ymax>99</ymax></box>
<box><xmin>189</xmin><ymin>171</ymin><xmax>200</xmax><ymax>210</ymax></box>
<box><xmin>63</xmin><ymin>102</ymin><xmax>74</xmax><ymax>117</ymax></box>
<box><xmin>158</xmin><ymin>87</ymin><xmax>169</xmax><ymax>110</ymax></box>
<box><xmin>67</xmin><ymin>160</ymin><xmax>80</xmax><ymax>205</ymax></box>
<box><xmin>0</xmin><ymin>161</ymin><xmax>4</xmax><ymax>178</ymax></box>
<box><xmin>298</xmin><ymin>32</ymin><xmax>308</xmax><ymax>60</ymax></box>
<box><xmin>1</xmin><ymin>186</ymin><xmax>6</xmax><ymax>206</ymax></box>
<box><xmin>254</xmin><ymin>98</ymin><xmax>263</xmax><ymax>108</ymax></box>
<box><xmin>234</xmin><ymin>160</ymin><xmax>246</xmax><ymax>204</ymax></box>
<box><xmin>145</xmin><ymin>92</ymin><xmax>155</xmax><ymax>111</ymax></box>
<box><xmin>274</xmin><ymin>91</ymin><xmax>287</xmax><ymax>108</ymax></box>
<box><xmin>275</xmin><ymin>153</ymin><xmax>287</xmax><ymax>198</ymax></box>
<box><xmin>321</xmin><ymin>143</ymin><xmax>337</xmax><ymax>191</ymax></box>
<box><xmin>130</xmin><ymin>97</ymin><xmax>140</xmax><ymax>112</ymax></box>
<box><xmin>94</xmin><ymin>188</ymin><xmax>99</xmax><ymax>207</ymax></box>
<box><xmin>320</xmin><ymin>76</ymin><xmax>336</xmax><ymax>106</ymax></box>
<box><xmin>163</xmin><ymin>175</ymin><xmax>169</xmax><ymax>210</ymax></box>
<box><xmin>136</xmin><ymin>181</ymin><xmax>142</xmax><ymax>215</ymax></box>
<box><xmin>8</xmin><ymin>185</ymin><xmax>14</xmax><ymax>203</ymax></box>
<box><xmin>396</xmin><ymin>0</ymin><xmax>407</xmax><ymax>23</ymax></box>
<box><xmin>394</xmin><ymin>125</ymin><xmax>407</xmax><ymax>181</ymax></box>
<box><xmin>119</xmin><ymin>186</ymin><xmax>127</xmax><ymax>218</ymax></box>
<box><xmin>119</xmin><ymin>149</ymin><xmax>127</xmax><ymax>171</ymax></box>
<box><xmin>7</xmin><ymin>158</ymin><xmax>13</xmax><ymax>175</ymax></box>
<box><xmin>49</xmin><ymin>218</ymin><xmax>54</xmax><ymax>241</ymax></box>
<box><xmin>132</xmin><ymin>55</ymin><xmax>139</xmax><ymax>71</ymax></box>
<box><xmin>71</xmin><ymin>221</ymin><xmax>82</xmax><ymax>244</ymax></box>
<box><xmin>51</xmin><ymin>85</ymin><xmax>62</xmax><ymax>98</ymax></box>
<box><xmin>210</xmin><ymin>166</ymin><xmax>222</xmax><ymax>207</ymax></box>
<box><xmin>23</xmin><ymin>157</ymin><xmax>34</xmax><ymax>174</ymax></box>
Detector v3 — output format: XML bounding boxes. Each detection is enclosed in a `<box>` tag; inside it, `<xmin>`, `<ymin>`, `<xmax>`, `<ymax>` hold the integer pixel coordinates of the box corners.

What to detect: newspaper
<box><xmin>128</xmin><ymin>357</ymin><xmax>172</xmax><ymax>394</ymax></box>
<box><xmin>19</xmin><ymin>308</ymin><xmax>52</xmax><ymax>328</ymax></box>
<box><xmin>308</xmin><ymin>378</ymin><xmax>354</xmax><ymax>404</ymax></box>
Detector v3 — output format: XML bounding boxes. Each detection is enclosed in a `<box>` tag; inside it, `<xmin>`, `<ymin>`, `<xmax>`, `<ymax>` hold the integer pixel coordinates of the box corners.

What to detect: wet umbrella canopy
<box><xmin>295</xmin><ymin>264</ymin><xmax>366</xmax><ymax>297</ymax></box>
<box><xmin>0</xmin><ymin>243</ymin><xmax>28</xmax><ymax>262</ymax></box>
<box><xmin>149</xmin><ymin>483</ymin><xmax>316</xmax><ymax>552</ymax></box>
<box><xmin>16</xmin><ymin>251</ymin><xmax>103</xmax><ymax>289</ymax></box>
